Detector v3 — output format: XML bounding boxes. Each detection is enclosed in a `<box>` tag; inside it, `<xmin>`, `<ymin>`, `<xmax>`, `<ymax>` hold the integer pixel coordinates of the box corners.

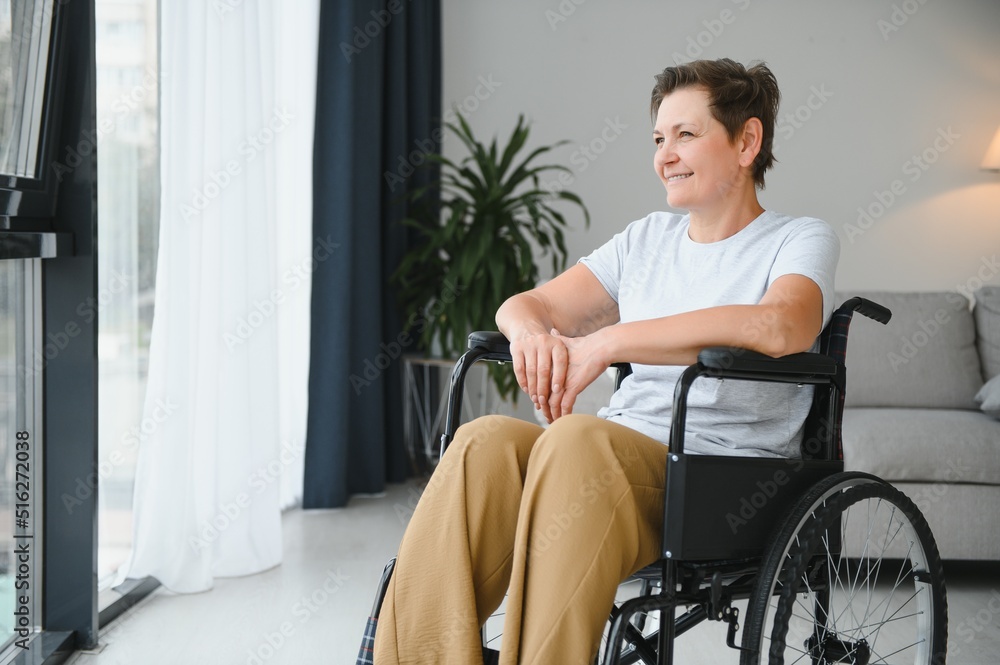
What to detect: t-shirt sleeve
<box><xmin>578</xmin><ymin>220</ymin><xmax>642</xmax><ymax>303</ymax></box>
<box><xmin>768</xmin><ymin>218</ymin><xmax>841</xmax><ymax>325</ymax></box>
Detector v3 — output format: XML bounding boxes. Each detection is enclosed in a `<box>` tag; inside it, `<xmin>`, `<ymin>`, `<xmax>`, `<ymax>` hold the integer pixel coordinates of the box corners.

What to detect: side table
<box><xmin>402</xmin><ymin>355</ymin><xmax>490</xmax><ymax>474</ymax></box>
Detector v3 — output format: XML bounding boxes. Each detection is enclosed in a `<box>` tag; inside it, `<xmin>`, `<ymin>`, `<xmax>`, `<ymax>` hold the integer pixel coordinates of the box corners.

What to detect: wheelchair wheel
<box><xmin>741</xmin><ymin>472</ymin><xmax>947</xmax><ymax>665</ymax></box>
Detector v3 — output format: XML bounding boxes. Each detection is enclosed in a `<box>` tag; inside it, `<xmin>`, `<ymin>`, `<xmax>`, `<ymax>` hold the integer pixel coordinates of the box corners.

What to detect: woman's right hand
<box><xmin>496</xmin><ymin>265</ymin><xmax>620</xmax><ymax>421</ymax></box>
<box><xmin>509</xmin><ymin>330</ymin><xmax>569</xmax><ymax>424</ymax></box>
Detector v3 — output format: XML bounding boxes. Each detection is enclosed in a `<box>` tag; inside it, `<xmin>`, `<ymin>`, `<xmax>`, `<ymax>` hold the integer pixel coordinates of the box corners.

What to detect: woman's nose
<box><xmin>655</xmin><ymin>143</ymin><xmax>677</xmax><ymax>169</ymax></box>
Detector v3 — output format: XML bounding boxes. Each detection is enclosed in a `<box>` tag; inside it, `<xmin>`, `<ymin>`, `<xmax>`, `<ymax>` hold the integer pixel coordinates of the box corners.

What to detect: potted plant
<box><xmin>393</xmin><ymin>113</ymin><xmax>590</xmax><ymax>401</ymax></box>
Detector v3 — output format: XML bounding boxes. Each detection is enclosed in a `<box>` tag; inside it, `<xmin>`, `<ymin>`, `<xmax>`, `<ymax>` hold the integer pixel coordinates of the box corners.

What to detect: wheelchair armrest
<box><xmin>669</xmin><ymin>349</ymin><xmax>839</xmax><ymax>455</ymax></box>
<box><xmin>698</xmin><ymin>347</ymin><xmax>836</xmax><ymax>377</ymax></box>
<box><xmin>442</xmin><ymin>333</ymin><xmax>513</xmax><ymax>454</ymax></box>
<box><xmin>468</xmin><ymin>331</ymin><xmax>512</xmax><ymax>360</ymax></box>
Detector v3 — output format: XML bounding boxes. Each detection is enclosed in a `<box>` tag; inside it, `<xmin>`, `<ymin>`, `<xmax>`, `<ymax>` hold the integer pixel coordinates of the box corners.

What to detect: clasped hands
<box><xmin>509</xmin><ymin>328</ymin><xmax>611</xmax><ymax>424</ymax></box>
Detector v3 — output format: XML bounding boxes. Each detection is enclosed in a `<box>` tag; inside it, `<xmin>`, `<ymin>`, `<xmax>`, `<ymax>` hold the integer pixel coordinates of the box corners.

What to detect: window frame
<box><xmin>0</xmin><ymin>0</ymin><xmax>67</xmax><ymax>229</ymax></box>
<box><xmin>38</xmin><ymin>0</ymin><xmax>99</xmax><ymax>654</ymax></box>
<box><xmin>0</xmin><ymin>0</ymin><xmax>101</xmax><ymax>660</ymax></box>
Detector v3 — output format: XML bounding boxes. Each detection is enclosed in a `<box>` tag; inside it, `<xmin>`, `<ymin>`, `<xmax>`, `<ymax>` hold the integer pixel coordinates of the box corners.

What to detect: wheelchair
<box><xmin>360</xmin><ymin>297</ymin><xmax>948</xmax><ymax>665</ymax></box>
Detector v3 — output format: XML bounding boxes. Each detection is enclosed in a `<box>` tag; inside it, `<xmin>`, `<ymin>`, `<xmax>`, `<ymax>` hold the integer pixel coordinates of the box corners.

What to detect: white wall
<box><xmin>441</xmin><ymin>0</ymin><xmax>1000</xmax><ymax>295</ymax></box>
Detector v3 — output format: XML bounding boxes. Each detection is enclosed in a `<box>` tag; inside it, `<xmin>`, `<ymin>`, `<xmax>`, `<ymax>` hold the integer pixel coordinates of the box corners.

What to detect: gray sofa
<box><xmin>838</xmin><ymin>287</ymin><xmax>1000</xmax><ymax>561</ymax></box>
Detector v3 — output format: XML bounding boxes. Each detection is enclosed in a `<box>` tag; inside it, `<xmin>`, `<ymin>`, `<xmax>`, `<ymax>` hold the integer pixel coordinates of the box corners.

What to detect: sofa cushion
<box><xmin>977</xmin><ymin>374</ymin><xmax>1000</xmax><ymax>419</ymax></box>
<box><xmin>974</xmin><ymin>285</ymin><xmax>1000</xmax><ymax>380</ymax></box>
<box><xmin>836</xmin><ymin>291</ymin><xmax>983</xmax><ymax>410</ymax></box>
<box><xmin>842</xmin><ymin>408</ymin><xmax>1000</xmax><ymax>485</ymax></box>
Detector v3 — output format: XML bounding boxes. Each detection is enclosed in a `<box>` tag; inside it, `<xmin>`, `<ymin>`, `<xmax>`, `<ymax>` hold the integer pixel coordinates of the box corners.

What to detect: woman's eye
<box><xmin>654</xmin><ymin>137</ymin><xmax>664</xmax><ymax>146</ymax></box>
<box><xmin>679</xmin><ymin>131</ymin><xmax>693</xmax><ymax>138</ymax></box>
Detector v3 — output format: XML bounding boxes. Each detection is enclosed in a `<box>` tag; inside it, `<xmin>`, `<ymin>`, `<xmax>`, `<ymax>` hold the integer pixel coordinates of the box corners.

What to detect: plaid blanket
<box><xmin>356</xmin><ymin>615</ymin><xmax>377</xmax><ymax>664</ymax></box>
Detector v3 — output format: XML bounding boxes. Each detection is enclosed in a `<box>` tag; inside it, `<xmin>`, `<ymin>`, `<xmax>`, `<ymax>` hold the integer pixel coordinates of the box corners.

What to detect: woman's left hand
<box><xmin>544</xmin><ymin>328</ymin><xmax>612</xmax><ymax>422</ymax></box>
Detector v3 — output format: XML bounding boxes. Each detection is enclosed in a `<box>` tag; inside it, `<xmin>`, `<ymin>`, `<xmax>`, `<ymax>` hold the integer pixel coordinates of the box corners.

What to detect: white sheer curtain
<box><xmin>123</xmin><ymin>0</ymin><xmax>318</xmax><ymax>593</ymax></box>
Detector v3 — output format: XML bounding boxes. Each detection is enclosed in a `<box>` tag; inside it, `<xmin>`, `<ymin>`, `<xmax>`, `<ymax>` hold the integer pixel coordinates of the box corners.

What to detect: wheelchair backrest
<box><xmin>802</xmin><ymin>296</ymin><xmax>891</xmax><ymax>460</ymax></box>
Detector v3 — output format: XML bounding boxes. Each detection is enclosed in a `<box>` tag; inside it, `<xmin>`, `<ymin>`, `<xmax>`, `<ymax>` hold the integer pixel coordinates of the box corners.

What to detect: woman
<box><xmin>372</xmin><ymin>58</ymin><xmax>840</xmax><ymax>665</ymax></box>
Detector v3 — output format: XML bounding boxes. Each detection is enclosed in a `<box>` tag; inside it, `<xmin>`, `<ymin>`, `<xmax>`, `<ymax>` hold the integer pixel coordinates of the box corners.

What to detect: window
<box><xmin>95</xmin><ymin>0</ymin><xmax>158</xmax><ymax>598</ymax></box>
<box><xmin>0</xmin><ymin>0</ymin><xmax>58</xmax><ymax>655</ymax></box>
<box><xmin>0</xmin><ymin>0</ymin><xmax>53</xmax><ymax>178</ymax></box>
<box><xmin>0</xmin><ymin>259</ymin><xmax>41</xmax><ymax>656</ymax></box>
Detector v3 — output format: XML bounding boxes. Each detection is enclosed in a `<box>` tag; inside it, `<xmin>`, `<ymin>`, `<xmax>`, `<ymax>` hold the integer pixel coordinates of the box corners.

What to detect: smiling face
<box><xmin>652</xmin><ymin>86</ymin><xmax>750</xmax><ymax>213</ymax></box>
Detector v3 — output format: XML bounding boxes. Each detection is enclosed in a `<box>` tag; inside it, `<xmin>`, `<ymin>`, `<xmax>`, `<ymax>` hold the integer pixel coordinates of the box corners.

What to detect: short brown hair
<box><xmin>651</xmin><ymin>58</ymin><xmax>780</xmax><ymax>188</ymax></box>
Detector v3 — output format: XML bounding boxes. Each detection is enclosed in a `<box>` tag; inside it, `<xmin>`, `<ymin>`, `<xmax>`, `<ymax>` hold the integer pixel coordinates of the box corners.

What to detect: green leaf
<box><xmin>497</xmin><ymin>116</ymin><xmax>530</xmax><ymax>181</ymax></box>
<box><xmin>390</xmin><ymin>112</ymin><xmax>590</xmax><ymax>396</ymax></box>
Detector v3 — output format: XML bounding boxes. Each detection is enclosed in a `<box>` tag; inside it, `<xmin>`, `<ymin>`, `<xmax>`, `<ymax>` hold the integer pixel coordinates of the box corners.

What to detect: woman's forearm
<box><xmin>598</xmin><ymin>303</ymin><xmax>805</xmax><ymax>366</ymax></box>
<box><xmin>596</xmin><ymin>275</ymin><xmax>824</xmax><ymax>365</ymax></box>
<box><xmin>495</xmin><ymin>291</ymin><xmax>556</xmax><ymax>341</ymax></box>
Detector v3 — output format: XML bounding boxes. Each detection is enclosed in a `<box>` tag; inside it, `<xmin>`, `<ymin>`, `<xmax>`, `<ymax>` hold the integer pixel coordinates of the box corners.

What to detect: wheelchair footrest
<box><xmin>707</xmin><ymin>572</ymin><xmax>752</xmax><ymax>654</ymax></box>
<box><xmin>723</xmin><ymin>606</ymin><xmax>751</xmax><ymax>653</ymax></box>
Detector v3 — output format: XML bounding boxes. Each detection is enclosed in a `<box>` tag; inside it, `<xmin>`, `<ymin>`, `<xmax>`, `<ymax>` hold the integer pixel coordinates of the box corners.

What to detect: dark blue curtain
<box><xmin>304</xmin><ymin>0</ymin><xmax>441</xmax><ymax>508</ymax></box>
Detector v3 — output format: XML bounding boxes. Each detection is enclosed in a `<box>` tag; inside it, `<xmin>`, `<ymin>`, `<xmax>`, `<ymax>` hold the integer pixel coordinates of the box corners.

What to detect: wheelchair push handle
<box><xmin>840</xmin><ymin>296</ymin><xmax>892</xmax><ymax>325</ymax></box>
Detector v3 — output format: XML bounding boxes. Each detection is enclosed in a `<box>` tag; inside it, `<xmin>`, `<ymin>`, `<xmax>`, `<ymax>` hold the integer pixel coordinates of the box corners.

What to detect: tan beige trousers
<box><xmin>373</xmin><ymin>413</ymin><xmax>669</xmax><ymax>665</ymax></box>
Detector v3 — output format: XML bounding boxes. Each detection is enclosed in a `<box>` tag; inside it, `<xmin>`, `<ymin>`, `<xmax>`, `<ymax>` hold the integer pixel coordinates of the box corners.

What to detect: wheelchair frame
<box><xmin>364</xmin><ymin>297</ymin><xmax>948</xmax><ymax>665</ymax></box>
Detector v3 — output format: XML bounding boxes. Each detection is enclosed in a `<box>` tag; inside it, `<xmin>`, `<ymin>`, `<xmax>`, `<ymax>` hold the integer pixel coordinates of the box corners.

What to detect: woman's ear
<box><xmin>738</xmin><ymin>117</ymin><xmax>763</xmax><ymax>168</ymax></box>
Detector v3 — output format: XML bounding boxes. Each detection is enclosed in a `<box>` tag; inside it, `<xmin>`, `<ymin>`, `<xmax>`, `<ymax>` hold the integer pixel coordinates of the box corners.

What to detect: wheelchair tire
<box><xmin>740</xmin><ymin>472</ymin><xmax>947</xmax><ymax>665</ymax></box>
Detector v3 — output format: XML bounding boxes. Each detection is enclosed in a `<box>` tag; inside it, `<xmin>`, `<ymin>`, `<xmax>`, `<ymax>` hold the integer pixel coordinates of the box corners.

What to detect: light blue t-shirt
<box><xmin>579</xmin><ymin>210</ymin><xmax>840</xmax><ymax>458</ymax></box>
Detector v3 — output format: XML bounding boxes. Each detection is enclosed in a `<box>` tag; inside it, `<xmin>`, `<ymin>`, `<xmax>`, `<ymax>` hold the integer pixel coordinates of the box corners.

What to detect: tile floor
<box><xmin>64</xmin><ymin>480</ymin><xmax>1000</xmax><ymax>665</ymax></box>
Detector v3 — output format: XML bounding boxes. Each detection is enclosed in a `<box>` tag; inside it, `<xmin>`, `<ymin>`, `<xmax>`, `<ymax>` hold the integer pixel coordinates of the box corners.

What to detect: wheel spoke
<box><xmin>857</xmin><ymin>606</ymin><xmax>923</xmax><ymax>632</ymax></box>
<box><xmin>868</xmin><ymin>524</ymin><xmax>920</xmax><ymax>649</ymax></box>
<box><xmin>870</xmin><ymin>637</ymin><xmax>926</xmax><ymax>662</ymax></box>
